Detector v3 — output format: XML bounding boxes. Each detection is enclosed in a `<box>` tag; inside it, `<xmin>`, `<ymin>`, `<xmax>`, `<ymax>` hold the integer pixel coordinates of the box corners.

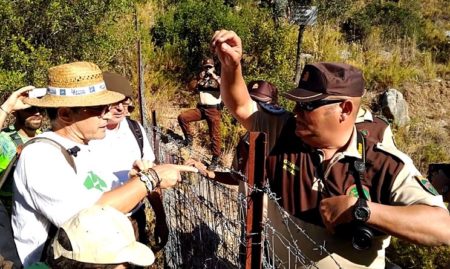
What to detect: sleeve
<box><xmin>250</xmin><ymin>102</ymin><xmax>291</xmax><ymax>151</ymax></box>
<box><xmin>16</xmin><ymin>143</ymin><xmax>103</xmax><ymax>226</ymax></box>
<box><xmin>390</xmin><ymin>159</ymin><xmax>447</xmax><ymax>210</ymax></box>
<box><xmin>139</xmin><ymin>123</ymin><xmax>155</xmax><ymax>164</ymax></box>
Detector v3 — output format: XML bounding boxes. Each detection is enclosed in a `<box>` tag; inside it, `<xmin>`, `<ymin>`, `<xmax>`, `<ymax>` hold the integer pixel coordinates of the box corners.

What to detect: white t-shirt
<box><xmin>89</xmin><ymin>118</ymin><xmax>155</xmax><ymax>189</ymax></box>
<box><xmin>12</xmin><ymin>132</ymin><xmax>107</xmax><ymax>266</ymax></box>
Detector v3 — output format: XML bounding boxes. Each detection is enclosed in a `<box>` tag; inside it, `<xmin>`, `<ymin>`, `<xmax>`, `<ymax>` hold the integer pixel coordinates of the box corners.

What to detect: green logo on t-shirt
<box><xmin>84</xmin><ymin>171</ymin><xmax>107</xmax><ymax>191</ymax></box>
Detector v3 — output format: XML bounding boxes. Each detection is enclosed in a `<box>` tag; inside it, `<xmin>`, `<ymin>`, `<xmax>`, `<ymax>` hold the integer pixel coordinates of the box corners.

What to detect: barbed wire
<box><xmin>146</xmin><ymin>124</ymin><xmax>342</xmax><ymax>268</ymax></box>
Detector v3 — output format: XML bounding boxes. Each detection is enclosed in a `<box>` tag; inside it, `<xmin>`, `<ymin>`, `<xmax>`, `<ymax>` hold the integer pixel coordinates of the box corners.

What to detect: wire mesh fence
<box><xmin>146</xmin><ymin>123</ymin><xmax>343</xmax><ymax>269</ymax></box>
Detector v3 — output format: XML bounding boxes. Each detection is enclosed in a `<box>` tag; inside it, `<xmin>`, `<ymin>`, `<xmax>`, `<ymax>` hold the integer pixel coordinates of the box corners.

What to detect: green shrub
<box><xmin>342</xmin><ymin>1</ymin><xmax>424</xmax><ymax>43</ymax></box>
<box><xmin>387</xmin><ymin>238</ymin><xmax>450</xmax><ymax>269</ymax></box>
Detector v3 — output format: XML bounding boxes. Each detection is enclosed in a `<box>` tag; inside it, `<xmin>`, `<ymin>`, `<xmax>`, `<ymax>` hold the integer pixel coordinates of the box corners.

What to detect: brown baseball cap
<box><xmin>247</xmin><ymin>80</ymin><xmax>278</xmax><ymax>104</ymax></box>
<box><xmin>282</xmin><ymin>62</ymin><xmax>365</xmax><ymax>102</ymax></box>
<box><xmin>102</xmin><ymin>72</ymin><xmax>133</xmax><ymax>98</ymax></box>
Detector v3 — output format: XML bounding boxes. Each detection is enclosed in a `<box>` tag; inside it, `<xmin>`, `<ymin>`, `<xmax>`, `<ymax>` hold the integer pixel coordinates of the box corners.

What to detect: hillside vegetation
<box><xmin>1</xmin><ymin>0</ymin><xmax>449</xmax><ymax>267</ymax></box>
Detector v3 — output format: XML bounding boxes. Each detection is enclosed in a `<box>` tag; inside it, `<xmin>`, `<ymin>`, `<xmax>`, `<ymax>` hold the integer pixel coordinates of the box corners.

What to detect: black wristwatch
<box><xmin>353</xmin><ymin>198</ymin><xmax>371</xmax><ymax>222</ymax></box>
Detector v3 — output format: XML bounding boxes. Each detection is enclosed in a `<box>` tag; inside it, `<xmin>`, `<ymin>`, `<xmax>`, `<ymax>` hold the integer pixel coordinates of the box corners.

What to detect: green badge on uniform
<box><xmin>346</xmin><ymin>184</ymin><xmax>371</xmax><ymax>200</ymax></box>
<box><xmin>360</xmin><ymin>129</ymin><xmax>369</xmax><ymax>137</ymax></box>
<box><xmin>417</xmin><ymin>177</ymin><xmax>439</xmax><ymax>196</ymax></box>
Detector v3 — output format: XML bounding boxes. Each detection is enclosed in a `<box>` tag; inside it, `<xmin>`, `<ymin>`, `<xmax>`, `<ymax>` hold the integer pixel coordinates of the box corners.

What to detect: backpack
<box><xmin>0</xmin><ymin>128</ymin><xmax>26</xmax><ymax>215</ymax></box>
<box><xmin>0</xmin><ymin>137</ymin><xmax>76</xmax><ymax>269</ymax></box>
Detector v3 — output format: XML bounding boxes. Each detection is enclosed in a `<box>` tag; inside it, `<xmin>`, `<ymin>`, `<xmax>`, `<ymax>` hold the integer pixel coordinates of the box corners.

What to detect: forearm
<box><xmin>0</xmin><ymin>105</ymin><xmax>11</xmax><ymax>128</ymax></box>
<box><xmin>369</xmin><ymin>203</ymin><xmax>450</xmax><ymax>246</ymax></box>
<box><xmin>220</xmin><ymin>64</ymin><xmax>253</xmax><ymax>129</ymax></box>
<box><xmin>96</xmin><ymin>176</ymin><xmax>147</xmax><ymax>213</ymax></box>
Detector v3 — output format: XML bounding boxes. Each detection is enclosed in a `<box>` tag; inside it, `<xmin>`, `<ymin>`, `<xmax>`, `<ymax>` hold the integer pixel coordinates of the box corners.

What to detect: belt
<box><xmin>197</xmin><ymin>103</ymin><xmax>221</xmax><ymax>109</ymax></box>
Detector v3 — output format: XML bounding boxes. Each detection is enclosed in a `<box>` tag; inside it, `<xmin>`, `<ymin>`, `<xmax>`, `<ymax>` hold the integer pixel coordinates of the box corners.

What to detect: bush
<box><xmin>342</xmin><ymin>1</ymin><xmax>424</xmax><ymax>43</ymax></box>
<box><xmin>387</xmin><ymin>238</ymin><xmax>450</xmax><ymax>269</ymax></box>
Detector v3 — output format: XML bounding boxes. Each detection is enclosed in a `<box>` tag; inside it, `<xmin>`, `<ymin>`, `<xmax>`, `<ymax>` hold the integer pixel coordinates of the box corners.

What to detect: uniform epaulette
<box><xmin>374</xmin><ymin>114</ymin><xmax>390</xmax><ymax>125</ymax></box>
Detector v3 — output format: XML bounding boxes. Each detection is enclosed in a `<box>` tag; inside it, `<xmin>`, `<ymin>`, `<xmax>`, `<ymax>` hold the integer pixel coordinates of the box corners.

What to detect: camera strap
<box><xmin>354</xmin><ymin>131</ymin><xmax>368</xmax><ymax>200</ymax></box>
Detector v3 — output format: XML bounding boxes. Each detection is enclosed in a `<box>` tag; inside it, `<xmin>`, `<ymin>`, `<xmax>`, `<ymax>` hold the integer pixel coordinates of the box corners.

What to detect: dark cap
<box><xmin>202</xmin><ymin>58</ymin><xmax>214</xmax><ymax>68</ymax></box>
<box><xmin>102</xmin><ymin>72</ymin><xmax>133</xmax><ymax>98</ymax></box>
<box><xmin>247</xmin><ymin>80</ymin><xmax>278</xmax><ymax>104</ymax></box>
<box><xmin>282</xmin><ymin>62</ymin><xmax>365</xmax><ymax>102</ymax></box>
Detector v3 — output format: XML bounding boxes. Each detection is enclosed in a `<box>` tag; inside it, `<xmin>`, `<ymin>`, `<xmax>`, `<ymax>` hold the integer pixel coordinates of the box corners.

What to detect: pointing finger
<box><xmin>176</xmin><ymin>165</ymin><xmax>199</xmax><ymax>173</ymax></box>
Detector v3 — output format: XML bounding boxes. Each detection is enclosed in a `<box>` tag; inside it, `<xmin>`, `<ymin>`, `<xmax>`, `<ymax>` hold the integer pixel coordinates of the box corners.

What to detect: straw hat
<box><xmin>25</xmin><ymin>62</ymin><xmax>125</xmax><ymax>107</ymax></box>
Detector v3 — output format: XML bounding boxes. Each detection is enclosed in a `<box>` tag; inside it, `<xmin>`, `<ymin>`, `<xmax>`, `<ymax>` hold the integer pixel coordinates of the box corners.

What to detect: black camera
<box><xmin>335</xmin><ymin>221</ymin><xmax>374</xmax><ymax>251</ymax></box>
<box><xmin>352</xmin><ymin>223</ymin><xmax>374</xmax><ymax>250</ymax></box>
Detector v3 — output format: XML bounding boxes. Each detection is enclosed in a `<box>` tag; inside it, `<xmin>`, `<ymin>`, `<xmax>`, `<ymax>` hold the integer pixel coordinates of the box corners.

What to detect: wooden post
<box><xmin>151</xmin><ymin>110</ymin><xmax>160</xmax><ymax>164</ymax></box>
<box><xmin>245</xmin><ymin>132</ymin><xmax>267</xmax><ymax>269</ymax></box>
<box><xmin>135</xmin><ymin>5</ymin><xmax>145</xmax><ymax>126</ymax></box>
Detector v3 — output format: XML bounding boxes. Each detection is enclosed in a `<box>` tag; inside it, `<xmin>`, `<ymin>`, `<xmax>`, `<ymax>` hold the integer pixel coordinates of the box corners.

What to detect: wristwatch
<box><xmin>353</xmin><ymin>198</ymin><xmax>371</xmax><ymax>222</ymax></box>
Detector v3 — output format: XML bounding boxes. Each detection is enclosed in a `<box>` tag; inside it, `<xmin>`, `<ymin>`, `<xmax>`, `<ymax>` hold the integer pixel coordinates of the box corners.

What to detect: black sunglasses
<box><xmin>23</xmin><ymin>107</ymin><xmax>46</xmax><ymax>114</ymax></box>
<box><xmin>295</xmin><ymin>99</ymin><xmax>346</xmax><ymax>112</ymax></box>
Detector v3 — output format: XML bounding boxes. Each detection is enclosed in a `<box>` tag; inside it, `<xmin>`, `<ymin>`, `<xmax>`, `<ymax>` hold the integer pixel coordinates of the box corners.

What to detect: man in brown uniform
<box><xmin>212</xmin><ymin>30</ymin><xmax>450</xmax><ymax>269</ymax></box>
<box><xmin>178</xmin><ymin>58</ymin><xmax>222</xmax><ymax>169</ymax></box>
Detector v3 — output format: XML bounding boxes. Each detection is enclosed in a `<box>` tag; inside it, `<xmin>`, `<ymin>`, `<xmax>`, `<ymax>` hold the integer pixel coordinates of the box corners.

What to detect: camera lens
<box><xmin>352</xmin><ymin>225</ymin><xmax>374</xmax><ymax>250</ymax></box>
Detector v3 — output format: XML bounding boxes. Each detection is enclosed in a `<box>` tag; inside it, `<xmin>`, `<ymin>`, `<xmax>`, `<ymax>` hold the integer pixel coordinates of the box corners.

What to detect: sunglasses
<box><xmin>23</xmin><ymin>107</ymin><xmax>46</xmax><ymax>114</ymax></box>
<box><xmin>80</xmin><ymin>105</ymin><xmax>110</xmax><ymax>117</ymax></box>
<box><xmin>294</xmin><ymin>99</ymin><xmax>346</xmax><ymax>112</ymax></box>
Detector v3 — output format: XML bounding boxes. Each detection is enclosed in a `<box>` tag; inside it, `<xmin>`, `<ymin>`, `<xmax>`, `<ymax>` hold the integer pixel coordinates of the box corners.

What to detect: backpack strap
<box><xmin>126</xmin><ymin>118</ymin><xmax>144</xmax><ymax>158</ymax></box>
<box><xmin>0</xmin><ymin>137</ymin><xmax>76</xmax><ymax>190</ymax></box>
<box><xmin>24</xmin><ymin>138</ymin><xmax>77</xmax><ymax>173</ymax></box>
<box><xmin>8</xmin><ymin>132</ymin><xmax>23</xmax><ymax>148</ymax></box>
<box><xmin>0</xmin><ymin>137</ymin><xmax>77</xmax><ymax>265</ymax></box>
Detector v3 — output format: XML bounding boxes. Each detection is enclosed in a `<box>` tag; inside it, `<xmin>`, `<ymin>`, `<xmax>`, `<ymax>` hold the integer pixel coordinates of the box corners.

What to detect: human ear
<box><xmin>57</xmin><ymin>107</ymin><xmax>76</xmax><ymax>124</ymax></box>
<box><xmin>339</xmin><ymin>100</ymin><xmax>353</xmax><ymax>121</ymax></box>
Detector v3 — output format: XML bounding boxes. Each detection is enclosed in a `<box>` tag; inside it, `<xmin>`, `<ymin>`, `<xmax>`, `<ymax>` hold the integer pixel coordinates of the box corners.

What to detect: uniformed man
<box><xmin>211</xmin><ymin>29</ymin><xmax>450</xmax><ymax>269</ymax></box>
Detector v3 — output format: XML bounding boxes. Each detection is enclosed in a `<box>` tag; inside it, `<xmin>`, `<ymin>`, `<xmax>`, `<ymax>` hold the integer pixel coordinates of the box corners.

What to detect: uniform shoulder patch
<box><xmin>416</xmin><ymin>176</ymin><xmax>439</xmax><ymax>196</ymax></box>
<box><xmin>346</xmin><ymin>184</ymin><xmax>371</xmax><ymax>200</ymax></box>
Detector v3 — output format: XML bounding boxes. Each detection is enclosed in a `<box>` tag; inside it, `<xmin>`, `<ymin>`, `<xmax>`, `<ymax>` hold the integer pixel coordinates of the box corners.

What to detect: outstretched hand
<box><xmin>211</xmin><ymin>30</ymin><xmax>243</xmax><ymax>71</ymax></box>
<box><xmin>184</xmin><ymin>158</ymin><xmax>215</xmax><ymax>179</ymax></box>
<box><xmin>1</xmin><ymin>86</ymin><xmax>35</xmax><ymax>113</ymax></box>
<box><xmin>152</xmin><ymin>164</ymin><xmax>198</xmax><ymax>189</ymax></box>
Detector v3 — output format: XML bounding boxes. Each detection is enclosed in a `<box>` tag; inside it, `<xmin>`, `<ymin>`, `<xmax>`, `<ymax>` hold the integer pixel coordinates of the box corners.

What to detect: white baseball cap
<box><xmin>52</xmin><ymin>205</ymin><xmax>155</xmax><ymax>266</ymax></box>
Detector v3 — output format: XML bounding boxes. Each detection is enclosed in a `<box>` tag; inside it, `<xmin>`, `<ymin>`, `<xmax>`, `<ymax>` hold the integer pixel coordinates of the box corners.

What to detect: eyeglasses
<box><xmin>294</xmin><ymin>99</ymin><xmax>346</xmax><ymax>112</ymax></box>
<box><xmin>80</xmin><ymin>105</ymin><xmax>110</xmax><ymax>117</ymax></box>
<box><xmin>110</xmin><ymin>100</ymin><xmax>135</xmax><ymax>113</ymax></box>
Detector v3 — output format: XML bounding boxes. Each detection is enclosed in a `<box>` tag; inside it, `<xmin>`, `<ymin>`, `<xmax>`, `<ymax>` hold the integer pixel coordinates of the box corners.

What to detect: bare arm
<box><xmin>369</xmin><ymin>202</ymin><xmax>450</xmax><ymax>246</ymax></box>
<box><xmin>320</xmin><ymin>195</ymin><xmax>450</xmax><ymax>246</ymax></box>
<box><xmin>0</xmin><ymin>86</ymin><xmax>34</xmax><ymax>127</ymax></box>
<box><xmin>211</xmin><ymin>30</ymin><xmax>253</xmax><ymax>130</ymax></box>
<box><xmin>96</xmin><ymin>164</ymin><xmax>198</xmax><ymax>213</ymax></box>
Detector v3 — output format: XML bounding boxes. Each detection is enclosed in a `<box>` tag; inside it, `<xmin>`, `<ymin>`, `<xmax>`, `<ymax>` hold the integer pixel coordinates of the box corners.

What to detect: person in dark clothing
<box><xmin>211</xmin><ymin>29</ymin><xmax>450</xmax><ymax>269</ymax></box>
<box><xmin>178</xmin><ymin>58</ymin><xmax>222</xmax><ymax>169</ymax></box>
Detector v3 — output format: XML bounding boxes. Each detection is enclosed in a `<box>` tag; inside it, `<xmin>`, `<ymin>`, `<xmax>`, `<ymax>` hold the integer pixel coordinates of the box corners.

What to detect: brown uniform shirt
<box><xmin>249</xmin><ymin>104</ymin><xmax>446</xmax><ymax>268</ymax></box>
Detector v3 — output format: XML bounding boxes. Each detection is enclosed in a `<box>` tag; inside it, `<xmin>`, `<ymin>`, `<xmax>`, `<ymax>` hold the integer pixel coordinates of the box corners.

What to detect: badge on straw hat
<box><xmin>25</xmin><ymin>61</ymin><xmax>125</xmax><ymax>108</ymax></box>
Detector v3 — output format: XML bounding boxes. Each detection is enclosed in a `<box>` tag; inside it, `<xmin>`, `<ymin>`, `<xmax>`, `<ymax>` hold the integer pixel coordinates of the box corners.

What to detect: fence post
<box><xmin>151</xmin><ymin>110</ymin><xmax>161</xmax><ymax>164</ymax></box>
<box><xmin>245</xmin><ymin>132</ymin><xmax>267</xmax><ymax>269</ymax></box>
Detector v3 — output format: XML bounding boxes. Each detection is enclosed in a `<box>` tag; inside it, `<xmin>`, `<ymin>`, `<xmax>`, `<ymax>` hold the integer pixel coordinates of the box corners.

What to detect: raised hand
<box><xmin>1</xmin><ymin>85</ymin><xmax>35</xmax><ymax>113</ymax></box>
<box><xmin>211</xmin><ymin>30</ymin><xmax>243</xmax><ymax>71</ymax></box>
